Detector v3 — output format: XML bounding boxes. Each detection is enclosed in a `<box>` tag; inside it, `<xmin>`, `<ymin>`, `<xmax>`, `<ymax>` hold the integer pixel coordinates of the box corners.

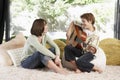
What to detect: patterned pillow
<box><xmin>7</xmin><ymin>48</ymin><xmax>23</xmax><ymax>67</ymax></box>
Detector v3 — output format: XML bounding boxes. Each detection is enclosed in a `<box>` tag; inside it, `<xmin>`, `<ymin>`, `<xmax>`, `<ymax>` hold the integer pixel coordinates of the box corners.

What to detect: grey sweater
<box><xmin>21</xmin><ymin>34</ymin><xmax>60</xmax><ymax>61</ymax></box>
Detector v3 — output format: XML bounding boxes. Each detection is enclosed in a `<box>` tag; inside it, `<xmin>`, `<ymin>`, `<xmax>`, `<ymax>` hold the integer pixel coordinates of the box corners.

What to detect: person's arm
<box><xmin>28</xmin><ymin>35</ymin><xmax>56</xmax><ymax>59</ymax></box>
<box><xmin>85</xmin><ymin>34</ymin><xmax>99</xmax><ymax>54</ymax></box>
<box><xmin>46</xmin><ymin>35</ymin><xmax>63</xmax><ymax>68</ymax></box>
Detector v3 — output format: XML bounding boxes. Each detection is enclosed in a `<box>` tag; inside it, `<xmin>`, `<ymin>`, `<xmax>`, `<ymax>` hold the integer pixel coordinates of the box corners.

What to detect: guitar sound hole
<box><xmin>74</xmin><ymin>36</ymin><xmax>77</xmax><ymax>41</ymax></box>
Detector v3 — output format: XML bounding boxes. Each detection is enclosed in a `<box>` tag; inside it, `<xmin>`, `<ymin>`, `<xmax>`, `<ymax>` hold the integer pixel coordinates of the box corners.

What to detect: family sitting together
<box><xmin>20</xmin><ymin>13</ymin><xmax>104</xmax><ymax>74</ymax></box>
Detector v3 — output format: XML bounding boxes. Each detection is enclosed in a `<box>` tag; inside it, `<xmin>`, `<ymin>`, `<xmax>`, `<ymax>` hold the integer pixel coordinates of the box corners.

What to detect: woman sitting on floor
<box><xmin>20</xmin><ymin>19</ymin><xmax>67</xmax><ymax>74</ymax></box>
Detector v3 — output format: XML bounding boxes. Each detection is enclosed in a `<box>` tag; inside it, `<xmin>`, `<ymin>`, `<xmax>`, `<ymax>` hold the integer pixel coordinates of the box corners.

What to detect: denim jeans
<box><xmin>64</xmin><ymin>45</ymin><xmax>94</xmax><ymax>72</ymax></box>
<box><xmin>21</xmin><ymin>47</ymin><xmax>55</xmax><ymax>69</ymax></box>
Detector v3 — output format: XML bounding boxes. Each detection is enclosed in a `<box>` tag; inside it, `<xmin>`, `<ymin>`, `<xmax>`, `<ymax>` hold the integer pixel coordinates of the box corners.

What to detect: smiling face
<box><xmin>80</xmin><ymin>13</ymin><xmax>95</xmax><ymax>30</ymax></box>
<box><xmin>81</xmin><ymin>18</ymin><xmax>92</xmax><ymax>29</ymax></box>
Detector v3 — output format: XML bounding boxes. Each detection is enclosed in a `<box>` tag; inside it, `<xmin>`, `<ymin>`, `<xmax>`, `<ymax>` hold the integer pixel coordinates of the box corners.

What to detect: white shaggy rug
<box><xmin>0</xmin><ymin>65</ymin><xmax>120</xmax><ymax>80</ymax></box>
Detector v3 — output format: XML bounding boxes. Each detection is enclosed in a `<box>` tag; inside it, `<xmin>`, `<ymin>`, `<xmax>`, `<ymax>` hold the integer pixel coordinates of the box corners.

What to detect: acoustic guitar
<box><xmin>66</xmin><ymin>22</ymin><xmax>97</xmax><ymax>54</ymax></box>
<box><xmin>66</xmin><ymin>22</ymin><xmax>87</xmax><ymax>48</ymax></box>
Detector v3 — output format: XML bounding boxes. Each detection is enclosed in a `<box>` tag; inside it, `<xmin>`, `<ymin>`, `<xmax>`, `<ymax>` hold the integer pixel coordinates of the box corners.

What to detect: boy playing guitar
<box><xmin>66</xmin><ymin>21</ymin><xmax>97</xmax><ymax>54</ymax></box>
<box><xmin>64</xmin><ymin>13</ymin><xmax>102</xmax><ymax>73</ymax></box>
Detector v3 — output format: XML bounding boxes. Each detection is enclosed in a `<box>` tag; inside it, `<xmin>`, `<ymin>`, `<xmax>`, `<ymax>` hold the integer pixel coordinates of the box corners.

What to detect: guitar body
<box><xmin>68</xmin><ymin>29</ymin><xmax>78</xmax><ymax>47</ymax></box>
<box><xmin>66</xmin><ymin>22</ymin><xmax>87</xmax><ymax>48</ymax></box>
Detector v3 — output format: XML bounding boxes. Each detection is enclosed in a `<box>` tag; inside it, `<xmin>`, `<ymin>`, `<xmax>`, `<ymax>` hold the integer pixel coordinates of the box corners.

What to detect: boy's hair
<box><xmin>80</xmin><ymin>13</ymin><xmax>95</xmax><ymax>25</ymax></box>
<box><xmin>30</xmin><ymin>19</ymin><xmax>47</xmax><ymax>36</ymax></box>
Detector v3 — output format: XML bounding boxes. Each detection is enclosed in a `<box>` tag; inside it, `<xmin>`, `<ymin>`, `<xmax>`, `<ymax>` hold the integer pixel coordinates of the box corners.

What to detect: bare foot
<box><xmin>93</xmin><ymin>65</ymin><xmax>103</xmax><ymax>73</ymax></box>
<box><xmin>75</xmin><ymin>68</ymin><xmax>82</xmax><ymax>73</ymax></box>
<box><xmin>96</xmin><ymin>68</ymin><xmax>103</xmax><ymax>73</ymax></box>
<box><xmin>56</xmin><ymin>68</ymin><xmax>69</xmax><ymax>75</ymax></box>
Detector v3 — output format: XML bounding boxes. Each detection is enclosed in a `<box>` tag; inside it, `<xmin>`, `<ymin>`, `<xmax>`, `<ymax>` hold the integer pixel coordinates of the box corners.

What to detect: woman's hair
<box><xmin>80</xmin><ymin>13</ymin><xmax>95</xmax><ymax>25</ymax></box>
<box><xmin>30</xmin><ymin>19</ymin><xmax>47</xmax><ymax>36</ymax></box>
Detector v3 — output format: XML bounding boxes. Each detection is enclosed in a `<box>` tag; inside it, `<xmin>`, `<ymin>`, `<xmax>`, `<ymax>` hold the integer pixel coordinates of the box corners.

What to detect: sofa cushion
<box><xmin>99</xmin><ymin>38</ymin><xmax>120</xmax><ymax>65</ymax></box>
<box><xmin>0</xmin><ymin>33</ymin><xmax>26</xmax><ymax>66</ymax></box>
<box><xmin>0</xmin><ymin>49</ymin><xmax>12</xmax><ymax>66</ymax></box>
<box><xmin>91</xmin><ymin>47</ymin><xmax>106</xmax><ymax>70</ymax></box>
<box><xmin>46</xmin><ymin>39</ymin><xmax>66</xmax><ymax>59</ymax></box>
<box><xmin>54</xmin><ymin>39</ymin><xmax>66</xmax><ymax>59</ymax></box>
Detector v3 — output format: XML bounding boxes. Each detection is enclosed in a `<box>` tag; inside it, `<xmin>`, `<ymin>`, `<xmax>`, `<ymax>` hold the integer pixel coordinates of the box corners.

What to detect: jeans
<box><xmin>64</xmin><ymin>45</ymin><xmax>95</xmax><ymax>72</ymax></box>
<box><xmin>21</xmin><ymin>48</ymin><xmax>55</xmax><ymax>69</ymax></box>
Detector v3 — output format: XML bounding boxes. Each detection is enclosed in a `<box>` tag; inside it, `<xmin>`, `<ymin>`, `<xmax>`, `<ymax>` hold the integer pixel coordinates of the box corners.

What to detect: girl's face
<box><xmin>81</xmin><ymin>18</ymin><xmax>92</xmax><ymax>29</ymax></box>
<box><xmin>43</xmin><ymin>24</ymin><xmax>48</xmax><ymax>33</ymax></box>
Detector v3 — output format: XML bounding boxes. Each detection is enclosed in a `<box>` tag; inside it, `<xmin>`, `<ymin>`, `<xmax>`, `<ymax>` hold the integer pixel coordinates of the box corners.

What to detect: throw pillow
<box><xmin>46</xmin><ymin>39</ymin><xmax>66</xmax><ymax>59</ymax></box>
<box><xmin>54</xmin><ymin>39</ymin><xmax>66</xmax><ymax>59</ymax></box>
<box><xmin>7</xmin><ymin>48</ymin><xmax>23</xmax><ymax>67</ymax></box>
<box><xmin>99</xmin><ymin>38</ymin><xmax>120</xmax><ymax>65</ymax></box>
<box><xmin>90</xmin><ymin>47</ymin><xmax>106</xmax><ymax>71</ymax></box>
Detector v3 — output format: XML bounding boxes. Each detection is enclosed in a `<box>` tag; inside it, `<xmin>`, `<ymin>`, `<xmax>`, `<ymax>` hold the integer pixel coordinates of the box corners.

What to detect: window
<box><xmin>10</xmin><ymin>0</ymin><xmax>115</xmax><ymax>40</ymax></box>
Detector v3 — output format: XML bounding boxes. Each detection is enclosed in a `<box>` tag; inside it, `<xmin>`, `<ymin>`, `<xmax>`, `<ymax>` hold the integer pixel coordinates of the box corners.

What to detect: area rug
<box><xmin>0</xmin><ymin>65</ymin><xmax>120</xmax><ymax>80</ymax></box>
